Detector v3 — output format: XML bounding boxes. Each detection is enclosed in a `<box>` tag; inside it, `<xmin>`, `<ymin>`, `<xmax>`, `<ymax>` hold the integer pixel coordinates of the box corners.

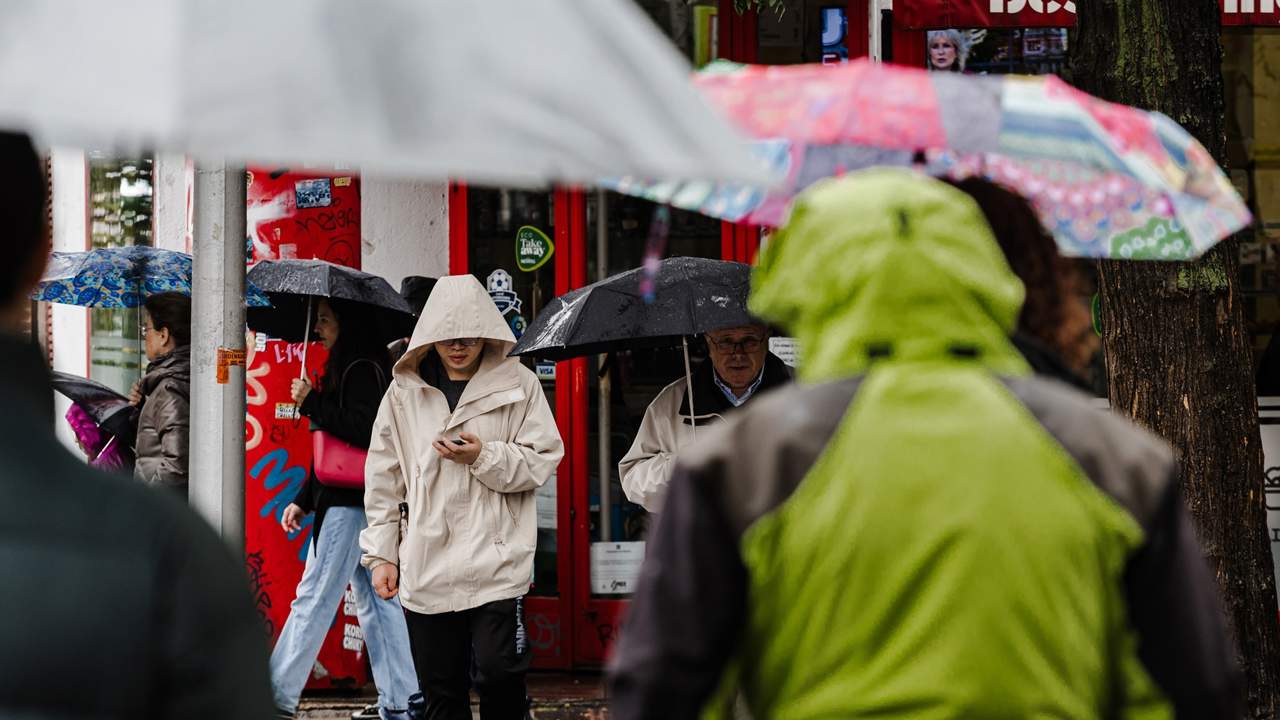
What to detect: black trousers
<box><xmin>403</xmin><ymin>597</ymin><xmax>532</xmax><ymax>720</ymax></box>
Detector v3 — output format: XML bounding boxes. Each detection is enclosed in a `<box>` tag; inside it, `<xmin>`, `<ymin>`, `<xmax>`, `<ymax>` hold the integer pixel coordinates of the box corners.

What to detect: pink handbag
<box><xmin>311</xmin><ymin>359</ymin><xmax>386</xmax><ymax>489</ymax></box>
<box><xmin>312</xmin><ymin>430</ymin><xmax>368</xmax><ymax>489</ymax></box>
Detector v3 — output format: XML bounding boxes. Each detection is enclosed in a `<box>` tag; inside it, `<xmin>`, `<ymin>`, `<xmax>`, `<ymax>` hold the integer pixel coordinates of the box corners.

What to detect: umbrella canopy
<box><xmin>511</xmin><ymin>257</ymin><xmax>755</xmax><ymax>361</ymax></box>
<box><xmin>0</xmin><ymin>0</ymin><xmax>771</xmax><ymax>189</ymax></box>
<box><xmin>49</xmin><ymin>371</ymin><xmax>137</xmax><ymax>443</ymax></box>
<box><xmin>604</xmin><ymin>60</ymin><xmax>1251</xmax><ymax>260</ymax></box>
<box><xmin>246</xmin><ymin>259</ymin><xmax>414</xmax><ymax>344</ymax></box>
<box><xmin>32</xmin><ymin>246</ymin><xmax>271</xmax><ymax>308</ymax></box>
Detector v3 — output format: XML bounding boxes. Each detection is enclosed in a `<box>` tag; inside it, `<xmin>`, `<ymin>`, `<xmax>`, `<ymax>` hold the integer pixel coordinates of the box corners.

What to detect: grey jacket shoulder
<box><xmin>677</xmin><ymin>374</ymin><xmax>1177</xmax><ymax>536</ymax></box>
<box><xmin>1001</xmin><ymin>375</ymin><xmax>1176</xmax><ymax>532</ymax></box>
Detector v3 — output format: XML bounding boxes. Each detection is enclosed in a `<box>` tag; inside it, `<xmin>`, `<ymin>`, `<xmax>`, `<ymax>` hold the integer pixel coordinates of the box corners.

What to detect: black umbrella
<box><xmin>510</xmin><ymin>257</ymin><xmax>754</xmax><ymax>361</ymax></box>
<box><xmin>511</xmin><ymin>257</ymin><xmax>757</xmax><ymax>435</ymax></box>
<box><xmin>245</xmin><ymin>260</ymin><xmax>415</xmax><ymax>372</ymax></box>
<box><xmin>49</xmin><ymin>371</ymin><xmax>138</xmax><ymax>444</ymax></box>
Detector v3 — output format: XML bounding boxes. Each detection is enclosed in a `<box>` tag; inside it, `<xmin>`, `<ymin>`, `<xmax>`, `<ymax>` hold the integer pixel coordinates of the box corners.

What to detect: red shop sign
<box><xmin>895</xmin><ymin>0</ymin><xmax>1077</xmax><ymax>29</ymax></box>
<box><xmin>1223</xmin><ymin>0</ymin><xmax>1280</xmax><ymax>26</ymax></box>
<box><xmin>897</xmin><ymin>0</ymin><xmax>1280</xmax><ymax>29</ymax></box>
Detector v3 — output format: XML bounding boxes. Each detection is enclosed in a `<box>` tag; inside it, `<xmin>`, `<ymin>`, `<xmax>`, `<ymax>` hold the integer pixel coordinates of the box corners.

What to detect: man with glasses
<box><xmin>620</xmin><ymin>324</ymin><xmax>792</xmax><ymax>513</ymax></box>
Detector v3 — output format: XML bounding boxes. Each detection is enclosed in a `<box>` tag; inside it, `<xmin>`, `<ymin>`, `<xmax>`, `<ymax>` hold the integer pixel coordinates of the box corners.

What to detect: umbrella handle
<box><xmin>299</xmin><ymin>296</ymin><xmax>312</xmax><ymax>381</ymax></box>
<box><xmin>683</xmin><ymin>336</ymin><xmax>696</xmax><ymax>440</ymax></box>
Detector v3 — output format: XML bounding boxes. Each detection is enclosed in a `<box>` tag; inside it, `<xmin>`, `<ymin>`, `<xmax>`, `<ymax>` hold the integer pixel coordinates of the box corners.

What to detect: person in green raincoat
<box><xmin>607</xmin><ymin>169</ymin><xmax>1239</xmax><ymax>720</ymax></box>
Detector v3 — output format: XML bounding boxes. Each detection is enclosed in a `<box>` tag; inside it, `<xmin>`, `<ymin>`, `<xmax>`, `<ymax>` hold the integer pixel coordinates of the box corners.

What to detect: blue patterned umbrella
<box><xmin>32</xmin><ymin>246</ymin><xmax>270</xmax><ymax>308</ymax></box>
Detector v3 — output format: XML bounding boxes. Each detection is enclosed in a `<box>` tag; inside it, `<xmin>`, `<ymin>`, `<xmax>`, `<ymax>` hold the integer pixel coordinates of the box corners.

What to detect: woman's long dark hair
<box><xmin>944</xmin><ymin>177</ymin><xmax>1098</xmax><ymax>374</ymax></box>
<box><xmin>320</xmin><ymin>298</ymin><xmax>391</xmax><ymax>393</ymax></box>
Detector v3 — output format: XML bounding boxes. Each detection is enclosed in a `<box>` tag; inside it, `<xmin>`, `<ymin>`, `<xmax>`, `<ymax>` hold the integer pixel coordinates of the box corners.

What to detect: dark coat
<box><xmin>1011</xmin><ymin>333</ymin><xmax>1095</xmax><ymax>393</ymax></box>
<box><xmin>134</xmin><ymin>346</ymin><xmax>191</xmax><ymax>494</ymax></box>
<box><xmin>295</xmin><ymin>355</ymin><xmax>389</xmax><ymax>541</ymax></box>
<box><xmin>0</xmin><ymin>334</ymin><xmax>274</xmax><ymax>719</ymax></box>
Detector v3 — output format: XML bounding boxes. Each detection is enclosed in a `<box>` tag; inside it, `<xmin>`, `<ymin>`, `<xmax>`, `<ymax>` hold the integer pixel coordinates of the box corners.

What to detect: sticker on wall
<box><xmin>509</xmin><ymin>314</ymin><xmax>527</xmax><ymax>338</ymax></box>
<box><xmin>295</xmin><ymin>178</ymin><xmax>333</xmax><ymax>209</ymax></box>
<box><xmin>535</xmin><ymin>361</ymin><xmax>556</xmax><ymax>381</ymax></box>
<box><xmin>333</xmin><ymin>176</ymin><xmax>353</xmax><ymax>188</ymax></box>
<box><xmin>274</xmin><ymin>403</ymin><xmax>300</xmax><ymax>421</ymax></box>
<box><xmin>515</xmin><ymin>226</ymin><xmax>555</xmax><ymax>272</ymax></box>
<box><xmin>486</xmin><ymin>269</ymin><xmax>523</xmax><ymax>316</ymax></box>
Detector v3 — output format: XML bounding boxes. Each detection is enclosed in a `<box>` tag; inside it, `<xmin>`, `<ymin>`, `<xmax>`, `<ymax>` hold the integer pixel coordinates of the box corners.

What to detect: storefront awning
<box><xmin>895</xmin><ymin>0</ymin><xmax>1279</xmax><ymax>29</ymax></box>
<box><xmin>1223</xmin><ymin>1</ymin><xmax>1280</xmax><ymax>26</ymax></box>
<box><xmin>894</xmin><ymin>0</ymin><xmax>1077</xmax><ymax>29</ymax></box>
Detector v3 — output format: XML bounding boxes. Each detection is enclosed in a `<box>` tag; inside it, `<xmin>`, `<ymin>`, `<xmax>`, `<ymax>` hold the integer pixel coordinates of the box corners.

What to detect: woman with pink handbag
<box><xmin>270</xmin><ymin>297</ymin><xmax>420</xmax><ymax>720</ymax></box>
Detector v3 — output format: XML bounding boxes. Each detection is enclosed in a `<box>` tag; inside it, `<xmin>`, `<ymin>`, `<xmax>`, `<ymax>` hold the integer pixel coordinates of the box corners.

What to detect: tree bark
<box><xmin>1071</xmin><ymin>2</ymin><xmax>1280</xmax><ymax>716</ymax></box>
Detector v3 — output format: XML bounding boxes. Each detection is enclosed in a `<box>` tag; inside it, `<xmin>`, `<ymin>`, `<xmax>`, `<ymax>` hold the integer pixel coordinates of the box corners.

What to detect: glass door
<box><xmin>463</xmin><ymin>185</ymin><xmax>571</xmax><ymax>668</ymax></box>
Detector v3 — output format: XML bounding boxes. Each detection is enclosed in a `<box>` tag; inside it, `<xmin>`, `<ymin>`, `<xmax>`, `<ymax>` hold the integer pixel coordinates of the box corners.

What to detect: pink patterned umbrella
<box><xmin>603</xmin><ymin>60</ymin><xmax>1250</xmax><ymax>260</ymax></box>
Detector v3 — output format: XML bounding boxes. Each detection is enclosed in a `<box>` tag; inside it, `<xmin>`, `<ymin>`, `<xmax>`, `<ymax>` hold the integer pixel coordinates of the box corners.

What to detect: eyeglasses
<box><xmin>707</xmin><ymin>336</ymin><xmax>764</xmax><ymax>354</ymax></box>
<box><xmin>438</xmin><ymin>338</ymin><xmax>481</xmax><ymax>348</ymax></box>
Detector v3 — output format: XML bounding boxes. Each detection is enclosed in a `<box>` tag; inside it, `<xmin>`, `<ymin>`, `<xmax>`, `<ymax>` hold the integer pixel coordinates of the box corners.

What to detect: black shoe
<box><xmin>350</xmin><ymin>704</ymin><xmax>381</xmax><ymax>719</ymax></box>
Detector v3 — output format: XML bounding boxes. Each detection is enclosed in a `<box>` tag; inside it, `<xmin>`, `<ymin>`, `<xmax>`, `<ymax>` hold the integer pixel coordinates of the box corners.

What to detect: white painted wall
<box><xmin>153</xmin><ymin>152</ymin><xmax>193</xmax><ymax>252</ymax></box>
<box><xmin>49</xmin><ymin>148</ymin><xmax>90</xmax><ymax>453</ymax></box>
<box><xmin>360</xmin><ymin>177</ymin><xmax>450</xmax><ymax>289</ymax></box>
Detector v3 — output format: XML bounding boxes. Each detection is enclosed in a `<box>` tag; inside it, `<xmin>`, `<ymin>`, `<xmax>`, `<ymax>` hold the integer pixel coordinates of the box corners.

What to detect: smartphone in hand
<box><xmin>452</xmin><ymin>438</ymin><xmax>467</xmax><ymax>446</ymax></box>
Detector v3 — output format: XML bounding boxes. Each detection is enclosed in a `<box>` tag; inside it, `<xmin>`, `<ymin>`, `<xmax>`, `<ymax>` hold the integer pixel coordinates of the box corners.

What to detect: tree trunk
<box><xmin>1070</xmin><ymin>2</ymin><xmax>1280</xmax><ymax>716</ymax></box>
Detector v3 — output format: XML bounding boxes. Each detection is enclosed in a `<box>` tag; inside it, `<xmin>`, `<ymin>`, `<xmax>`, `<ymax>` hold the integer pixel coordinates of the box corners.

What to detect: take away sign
<box><xmin>896</xmin><ymin>0</ymin><xmax>1278</xmax><ymax>29</ymax></box>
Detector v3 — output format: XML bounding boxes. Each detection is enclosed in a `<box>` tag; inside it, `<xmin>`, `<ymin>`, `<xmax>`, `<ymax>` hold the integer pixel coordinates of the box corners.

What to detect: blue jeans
<box><xmin>270</xmin><ymin>506</ymin><xmax>419</xmax><ymax>717</ymax></box>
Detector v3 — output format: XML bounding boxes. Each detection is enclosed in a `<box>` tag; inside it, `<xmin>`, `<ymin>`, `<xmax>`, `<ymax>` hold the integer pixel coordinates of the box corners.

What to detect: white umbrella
<box><xmin>0</xmin><ymin>0</ymin><xmax>772</xmax><ymax>187</ymax></box>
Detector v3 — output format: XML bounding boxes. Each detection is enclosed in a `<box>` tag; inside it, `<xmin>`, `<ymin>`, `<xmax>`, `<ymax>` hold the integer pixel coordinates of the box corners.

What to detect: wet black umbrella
<box><xmin>510</xmin><ymin>257</ymin><xmax>754</xmax><ymax>361</ymax></box>
<box><xmin>512</xmin><ymin>257</ymin><xmax>758</xmax><ymax>434</ymax></box>
<box><xmin>245</xmin><ymin>259</ymin><xmax>415</xmax><ymax>351</ymax></box>
<box><xmin>49</xmin><ymin>371</ymin><xmax>138</xmax><ymax>444</ymax></box>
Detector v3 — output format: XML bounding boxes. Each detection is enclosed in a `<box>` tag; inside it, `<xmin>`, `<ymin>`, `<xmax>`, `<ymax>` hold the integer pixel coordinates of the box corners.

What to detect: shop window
<box><xmin>757</xmin><ymin>1</ymin><xmax>850</xmax><ymax>64</ymax></box>
<box><xmin>88</xmin><ymin>155</ymin><xmax>153</xmax><ymax>395</ymax></box>
<box><xmin>1224</xmin><ymin>28</ymin><xmax>1280</xmax><ymax>394</ymax></box>
<box><xmin>465</xmin><ymin>186</ymin><xmax>560</xmax><ymax>596</ymax></box>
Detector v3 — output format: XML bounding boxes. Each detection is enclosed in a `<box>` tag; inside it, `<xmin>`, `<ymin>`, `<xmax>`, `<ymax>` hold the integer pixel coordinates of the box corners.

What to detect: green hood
<box><xmin>750</xmin><ymin>168</ymin><xmax>1029</xmax><ymax>381</ymax></box>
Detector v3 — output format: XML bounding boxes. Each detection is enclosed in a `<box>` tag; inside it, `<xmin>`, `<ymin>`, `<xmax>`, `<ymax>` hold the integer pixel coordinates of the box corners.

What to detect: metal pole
<box><xmin>299</xmin><ymin>296</ymin><xmax>312</xmax><ymax>380</ymax></box>
<box><xmin>190</xmin><ymin>162</ymin><xmax>247</xmax><ymax>552</ymax></box>
<box><xmin>596</xmin><ymin>189</ymin><xmax>612</xmax><ymax>542</ymax></box>
<box><xmin>869</xmin><ymin>0</ymin><xmax>883</xmax><ymax>63</ymax></box>
<box><xmin>682</xmin><ymin>336</ymin><xmax>697</xmax><ymax>440</ymax></box>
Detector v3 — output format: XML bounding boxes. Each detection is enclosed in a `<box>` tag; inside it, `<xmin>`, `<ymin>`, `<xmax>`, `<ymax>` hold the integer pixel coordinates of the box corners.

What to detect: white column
<box><xmin>49</xmin><ymin>148</ymin><xmax>90</xmax><ymax>453</ymax></box>
<box><xmin>360</xmin><ymin>177</ymin><xmax>450</xmax><ymax>285</ymax></box>
<box><xmin>190</xmin><ymin>162</ymin><xmax>247</xmax><ymax>549</ymax></box>
<box><xmin>153</xmin><ymin>152</ymin><xmax>193</xmax><ymax>253</ymax></box>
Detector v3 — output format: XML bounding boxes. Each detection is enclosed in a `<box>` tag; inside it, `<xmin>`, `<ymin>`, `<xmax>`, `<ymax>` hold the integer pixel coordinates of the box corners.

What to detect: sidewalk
<box><xmin>297</xmin><ymin>673</ymin><xmax>609</xmax><ymax>719</ymax></box>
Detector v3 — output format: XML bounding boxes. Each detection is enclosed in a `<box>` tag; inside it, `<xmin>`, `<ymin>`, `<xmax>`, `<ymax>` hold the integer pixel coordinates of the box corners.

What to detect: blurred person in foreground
<box><xmin>0</xmin><ymin>132</ymin><xmax>274</xmax><ymax>716</ymax></box>
<box><xmin>944</xmin><ymin>177</ymin><xmax>1099</xmax><ymax>392</ymax></box>
<box><xmin>608</xmin><ymin>169</ymin><xmax>1240</xmax><ymax>720</ymax></box>
<box><xmin>619</xmin><ymin>324</ymin><xmax>791</xmax><ymax>512</ymax></box>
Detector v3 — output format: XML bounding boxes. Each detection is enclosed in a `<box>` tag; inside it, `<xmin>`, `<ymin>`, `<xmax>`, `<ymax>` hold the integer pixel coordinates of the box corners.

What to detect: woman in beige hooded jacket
<box><xmin>361</xmin><ymin>274</ymin><xmax>563</xmax><ymax>720</ymax></box>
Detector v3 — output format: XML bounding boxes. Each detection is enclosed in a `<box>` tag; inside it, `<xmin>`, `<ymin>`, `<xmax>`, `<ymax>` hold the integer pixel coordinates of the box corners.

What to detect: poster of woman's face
<box><xmin>926</xmin><ymin>28</ymin><xmax>1068</xmax><ymax>75</ymax></box>
<box><xmin>928</xmin><ymin>30</ymin><xmax>965</xmax><ymax>72</ymax></box>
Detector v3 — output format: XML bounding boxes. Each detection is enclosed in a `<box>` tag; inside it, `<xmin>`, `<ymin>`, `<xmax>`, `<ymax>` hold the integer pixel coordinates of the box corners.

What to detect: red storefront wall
<box><xmin>243</xmin><ymin>168</ymin><xmax>370</xmax><ymax>690</ymax></box>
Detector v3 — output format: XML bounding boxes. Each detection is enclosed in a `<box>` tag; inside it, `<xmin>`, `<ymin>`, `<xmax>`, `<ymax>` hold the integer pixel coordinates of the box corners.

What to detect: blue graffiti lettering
<box><xmin>251</xmin><ymin>448</ymin><xmax>314</xmax><ymax>561</ymax></box>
